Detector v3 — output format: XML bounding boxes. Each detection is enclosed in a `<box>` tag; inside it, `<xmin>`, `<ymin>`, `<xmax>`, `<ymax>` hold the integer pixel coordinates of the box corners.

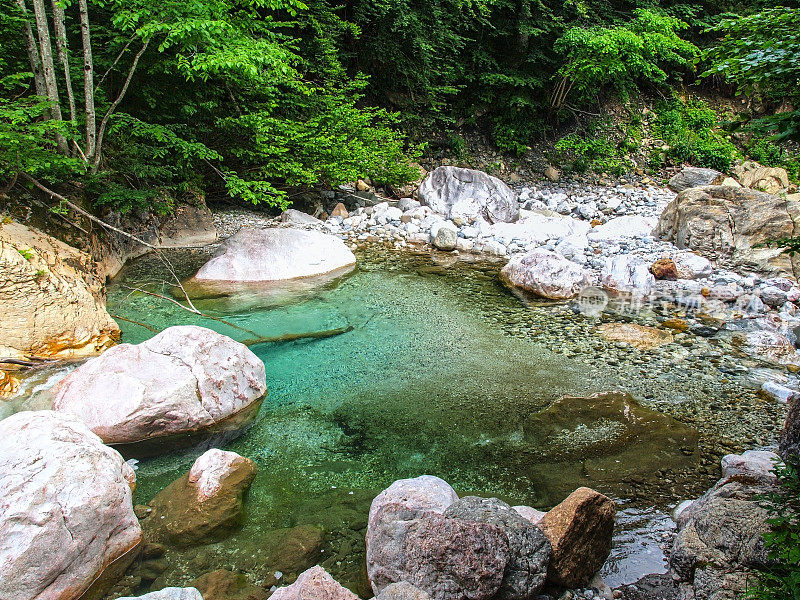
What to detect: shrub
<box><xmin>651</xmin><ymin>100</ymin><xmax>738</xmax><ymax>172</ymax></box>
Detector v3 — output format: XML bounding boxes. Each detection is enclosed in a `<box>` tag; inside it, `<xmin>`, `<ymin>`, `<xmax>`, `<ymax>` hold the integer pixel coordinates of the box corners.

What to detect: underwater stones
<box><xmin>271</xmin><ymin>566</ymin><xmax>359</xmax><ymax>600</ymax></box>
<box><xmin>195</xmin><ymin>228</ymin><xmax>356</xmax><ymax>282</ymax></box>
<box><xmin>740</xmin><ymin>330</ymin><xmax>800</xmax><ymax>366</ymax></box>
<box><xmin>143</xmin><ymin>449</ymin><xmax>257</xmax><ymax>547</ymax></box>
<box><xmin>601</xmin><ymin>255</ymin><xmax>655</xmax><ymax>295</ymax></box>
<box><xmin>119</xmin><ymin>589</ymin><xmax>203</xmax><ymax>600</ymax></box>
<box><xmin>598</xmin><ymin>322</ymin><xmax>673</xmax><ymax>350</ymax></box>
<box><xmin>418</xmin><ymin>166</ymin><xmax>520</xmax><ymax>223</ymax></box>
<box><xmin>190</xmin><ymin>569</ymin><xmax>269</xmax><ymax>600</ymax></box>
<box><xmin>522</xmin><ymin>392</ymin><xmax>699</xmax><ymax>498</ymax></box>
<box><xmin>444</xmin><ymin>496</ymin><xmax>552</xmax><ymax>600</ymax></box>
<box><xmin>367</xmin><ymin>504</ymin><xmax>510</xmax><ymax>600</ymax></box>
<box><xmin>52</xmin><ymin>326</ymin><xmax>266</xmax><ymax>454</ymax></box>
<box><xmin>667</xmin><ymin>167</ymin><xmax>724</xmax><ymax>192</ymax></box>
<box><xmin>0</xmin><ymin>411</ymin><xmax>141</xmax><ymax>600</ymax></box>
<box><xmin>0</xmin><ymin>221</ymin><xmax>120</xmax><ymax>360</ymax></box>
<box><xmin>500</xmin><ymin>248</ymin><xmax>590</xmax><ymax>300</ymax></box>
<box><xmin>537</xmin><ymin>487</ymin><xmax>616</xmax><ymax>588</ymax></box>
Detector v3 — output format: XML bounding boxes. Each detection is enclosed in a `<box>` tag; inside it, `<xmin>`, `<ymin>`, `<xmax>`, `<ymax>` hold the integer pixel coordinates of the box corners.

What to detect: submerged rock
<box><xmin>142</xmin><ymin>449</ymin><xmax>257</xmax><ymax>546</ymax></box>
<box><xmin>418</xmin><ymin>166</ymin><xmax>519</xmax><ymax>223</ymax></box>
<box><xmin>500</xmin><ymin>248</ymin><xmax>590</xmax><ymax>300</ymax></box>
<box><xmin>444</xmin><ymin>496</ymin><xmax>551</xmax><ymax>599</ymax></box>
<box><xmin>0</xmin><ymin>221</ymin><xmax>119</xmax><ymax>359</ymax></box>
<box><xmin>195</xmin><ymin>228</ymin><xmax>356</xmax><ymax>282</ymax></box>
<box><xmin>118</xmin><ymin>589</ymin><xmax>203</xmax><ymax>600</ymax></box>
<box><xmin>522</xmin><ymin>392</ymin><xmax>699</xmax><ymax>501</ymax></box>
<box><xmin>655</xmin><ymin>185</ymin><xmax>800</xmax><ymax>277</ymax></box>
<box><xmin>270</xmin><ymin>566</ymin><xmax>359</xmax><ymax>600</ymax></box>
<box><xmin>537</xmin><ymin>487</ymin><xmax>615</xmax><ymax>588</ymax></box>
<box><xmin>52</xmin><ymin>325</ymin><xmax>267</xmax><ymax>454</ymax></box>
<box><xmin>190</xmin><ymin>569</ymin><xmax>268</xmax><ymax>600</ymax></box>
<box><xmin>598</xmin><ymin>322</ymin><xmax>673</xmax><ymax>350</ymax></box>
<box><xmin>0</xmin><ymin>411</ymin><xmax>141</xmax><ymax>600</ymax></box>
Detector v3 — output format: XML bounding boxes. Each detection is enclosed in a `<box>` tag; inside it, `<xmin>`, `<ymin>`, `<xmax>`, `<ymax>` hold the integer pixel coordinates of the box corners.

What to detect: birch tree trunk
<box><xmin>51</xmin><ymin>0</ymin><xmax>77</xmax><ymax>124</ymax></box>
<box><xmin>78</xmin><ymin>0</ymin><xmax>96</xmax><ymax>161</ymax></box>
<box><xmin>31</xmin><ymin>0</ymin><xmax>68</xmax><ymax>154</ymax></box>
<box><xmin>14</xmin><ymin>0</ymin><xmax>47</xmax><ymax>98</ymax></box>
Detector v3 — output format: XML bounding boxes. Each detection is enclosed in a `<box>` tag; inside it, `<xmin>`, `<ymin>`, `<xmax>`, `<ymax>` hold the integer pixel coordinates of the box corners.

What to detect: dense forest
<box><xmin>1</xmin><ymin>0</ymin><xmax>799</xmax><ymax>211</ymax></box>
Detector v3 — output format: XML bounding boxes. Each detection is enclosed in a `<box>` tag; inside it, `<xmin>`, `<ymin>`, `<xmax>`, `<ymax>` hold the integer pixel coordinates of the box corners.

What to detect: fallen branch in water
<box><xmin>110</xmin><ymin>314</ymin><xmax>159</xmax><ymax>333</ymax></box>
<box><xmin>0</xmin><ymin>357</ymin><xmax>57</xmax><ymax>369</ymax></box>
<box><xmin>241</xmin><ymin>325</ymin><xmax>354</xmax><ymax>346</ymax></box>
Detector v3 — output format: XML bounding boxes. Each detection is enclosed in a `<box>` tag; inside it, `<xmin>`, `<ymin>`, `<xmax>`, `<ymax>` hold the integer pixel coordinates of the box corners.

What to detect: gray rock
<box><xmin>780</xmin><ymin>398</ymin><xmax>800</xmax><ymax>462</ymax></box>
<box><xmin>281</xmin><ymin>209</ymin><xmax>322</xmax><ymax>225</ymax></box>
<box><xmin>500</xmin><ymin>248</ymin><xmax>590</xmax><ymax>300</ymax></box>
<box><xmin>445</xmin><ymin>496</ymin><xmax>551</xmax><ymax>599</ymax></box>
<box><xmin>655</xmin><ymin>186</ymin><xmax>800</xmax><ymax>277</ymax></box>
<box><xmin>667</xmin><ymin>167</ymin><xmax>724</xmax><ymax>192</ymax></box>
<box><xmin>670</xmin><ymin>480</ymin><xmax>774</xmax><ymax>587</ymax></box>
<box><xmin>367</xmin><ymin>503</ymin><xmax>510</xmax><ymax>600</ymax></box>
<box><xmin>431</xmin><ymin>223</ymin><xmax>458</xmax><ymax>251</ymax></box>
<box><xmin>419</xmin><ymin>167</ymin><xmax>519</xmax><ymax>223</ymax></box>
<box><xmin>720</xmin><ymin>450</ymin><xmax>779</xmax><ymax>484</ymax></box>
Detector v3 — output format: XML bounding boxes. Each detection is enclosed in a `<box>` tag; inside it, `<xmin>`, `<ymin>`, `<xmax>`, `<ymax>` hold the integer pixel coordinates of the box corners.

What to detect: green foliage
<box><xmin>651</xmin><ymin>99</ymin><xmax>738</xmax><ymax>172</ymax></box>
<box><xmin>746</xmin><ymin>137</ymin><xmax>800</xmax><ymax>183</ymax></box>
<box><xmin>0</xmin><ymin>78</ymin><xmax>82</xmax><ymax>181</ymax></box>
<box><xmin>553</xmin><ymin>118</ymin><xmax>636</xmax><ymax>175</ymax></box>
<box><xmin>555</xmin><ymin>9</ymin><xmax>700</xmax><ymax>102</ymax></box>
<box><xmin>747</xmin><ymin>459</ymin><xmax>800</xmax><ymax>599</ymax></box>
<box><xmin>704</xmin><ymin>7</ymin><xmax>800</xmax><ymax>140</ymax></box>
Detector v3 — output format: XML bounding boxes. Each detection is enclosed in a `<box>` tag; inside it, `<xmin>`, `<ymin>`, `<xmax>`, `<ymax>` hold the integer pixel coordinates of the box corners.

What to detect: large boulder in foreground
<box><xmin>367</xmin><ymin>476</ymin><xmax>511</xmax><ymax>600</ymax></box>
<box><xmin>0</xmin><ymin>411</ymin><xmax>142</xmax><ymax>600</ymax></box>
<box><xmin>270</xmin><ymin>566</ymin><xmax>359</xmax><ymax>600</ymax></box>
<box><xmin>52</xmin><ymin>325</ymin><xmax>267</xmax><ymax>454</ymax></box>
<box><xmin>500</xmin><ymin>249</ymin><xmax>590</xmax><ymax>300</ymax></box>
<box><xmin>537</xmin><ymin>487</ymin><xmax>615</xmax><ymax>588</ymax></box>
<box><xmin>655</xmin><ymin>185</ymin><xmax>800</xmax><ymax>277</ymax></box>
<box><xmin>444</xmin><ymin>496</ymin><xmax>551</xmax><ymax>599</ymax></box>
<box><xmin>0</xmin><ymin>221</ymin><xmax>119</xmax><ymax>360</ymax></box>
<box><xmin>670</xmin><ymin>474</ymin><xmax>775</xmax><ymax>600</ymax></box>
<box><xmin>418</xmin><ymin>167</ymin><xmax>519</xmax><ymax>223</ymax></box>
<box><xmin>142</xmin><ymin>449</ymin><xmax>257</xmax><ymax>546</ymax></box>
<box><xmin>194</xmin><ymin>228</ymin><xmax>356</xmax><ymax>282</ymax></box>
<box><xmin>667</xmin><ymin>167</ymin><xmax>724</xmax><ymax>192</ymax></box>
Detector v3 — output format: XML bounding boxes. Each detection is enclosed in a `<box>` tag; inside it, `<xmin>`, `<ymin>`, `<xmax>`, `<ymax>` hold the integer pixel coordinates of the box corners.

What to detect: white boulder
<box><xmin>673</xmin><ymin>251</ymin><xmax>713</xmax><ymax>279</ymax></box>
<box><xmin>418</xmin><ymin>166</ymin><xmax>519</xmax><ymax>223</ymax></box>
<box><xmin>195</xmin><ymin>228</ymin><xmax>355</xmax><ymax>282</ymax></box>
<box><xmin>0</xmin><ymin>411</ymin><xmax>142</xmax><ymax>600</ymax></box>
<box><xmin>500</xmin><ymin>249</ymin><xmax>591</xmax><ymax>299</ymax></box>
<box><xmin>52</xmin><ymin>325</ymin><xmax>267</xmax><ymax>449</ymax></box>
<box><xmin>601</xmin><ymin>255</ymin><xmax>655</xmax><ymax>295</ymax></box>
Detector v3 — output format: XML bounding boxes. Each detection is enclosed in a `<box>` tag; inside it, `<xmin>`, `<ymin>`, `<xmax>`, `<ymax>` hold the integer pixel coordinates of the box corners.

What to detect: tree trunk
<box><xmin>31</xmin><ymin>0</ymin><xmax>68</xmax><ymax>154</ymax></box>
<box><xmin>14</xmin><ymin>0</ymin><xmax>47</xmax><ymax>99</ymax></box>
<box><xmin>51</xmin><ymin>0</ymin><xmax>76</xmax><ymax>124</ymax></box>
<box><xmin>92</xmin><ymin>40</ymin><xmax>148</xmax><ymax>172</ymax></box>
<box><xmin>78</xmin><ymin>0</ymin><xmax>96</xmax><ymax>160</ymax></box>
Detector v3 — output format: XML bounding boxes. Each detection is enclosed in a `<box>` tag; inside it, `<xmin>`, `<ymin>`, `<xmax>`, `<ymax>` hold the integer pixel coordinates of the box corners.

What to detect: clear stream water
<box><xmin>6</xmin><ymin>244</ymin><xmax>787</xmax><ymax>594</ymax></box>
